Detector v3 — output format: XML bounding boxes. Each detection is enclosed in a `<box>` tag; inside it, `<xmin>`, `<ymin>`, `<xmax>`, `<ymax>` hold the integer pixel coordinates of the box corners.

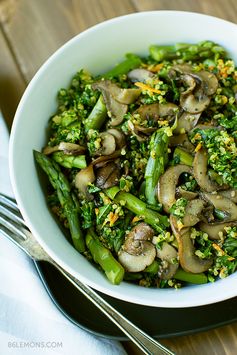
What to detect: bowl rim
<box><xmin>9</xmin><ymin>10</ymin><xmax>237</xmax><ymax>308</ymax></box>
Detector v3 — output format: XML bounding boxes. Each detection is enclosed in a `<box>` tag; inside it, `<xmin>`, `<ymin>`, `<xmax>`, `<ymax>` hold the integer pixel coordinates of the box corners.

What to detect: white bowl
<box><xmin>9</xmin><ymin>11</ymin><xmax>237</xmax><ymax>308</ymax></box>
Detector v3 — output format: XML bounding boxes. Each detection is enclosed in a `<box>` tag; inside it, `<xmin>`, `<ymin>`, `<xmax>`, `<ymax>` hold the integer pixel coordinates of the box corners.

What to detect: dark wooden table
<box><xmin>1</xmin><ymin>1</ymin><xmax>237</xmax><ymax>354</ymax></box>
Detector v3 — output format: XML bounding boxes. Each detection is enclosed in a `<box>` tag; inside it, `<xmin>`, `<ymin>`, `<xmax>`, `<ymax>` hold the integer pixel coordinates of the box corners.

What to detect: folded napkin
<box><xmin>0</xmin><ymin>113</ymin><xmax>126</xmax><ymax>355</ymax></box>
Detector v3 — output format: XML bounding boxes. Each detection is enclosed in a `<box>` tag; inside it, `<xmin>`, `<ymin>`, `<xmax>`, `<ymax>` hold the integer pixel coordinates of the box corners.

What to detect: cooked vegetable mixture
<box><xmin>35</xmin><ymin>41</ymin><xmax>237</xmax><ymax>288</ymax></box>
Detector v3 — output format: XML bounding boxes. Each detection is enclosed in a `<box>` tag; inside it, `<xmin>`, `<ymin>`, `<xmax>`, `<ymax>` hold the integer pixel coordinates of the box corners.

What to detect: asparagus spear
<box><xmin>145</xmin><ymin>128</ymin><xmax>169</xmax><ymax>206</ymax></box>
<box><xmin>34</xmin><ymin>151</ymin><xmax>85</xmax><ymax>252</ymax></box>
<box><xmin>86</xmin><ymin>228</ymin><xmax>124</xmax><ymax>285</ymax></box>
<box><xmin>149</xmin><ymin>41</ymin><xmax>226</xmax><ymax>62</ymax></box>
<box><xmin>174</xmin><ymin>268</ymin><xmax>208</xmax><ymax>284</ymax></box>
<box><xmin>52</xmin><ymin>152</ymin><xmax>87</xmax><ymax>169</ymax></box>
<box><xmin>105</xmin><ymin>188</ymin><xmax>169</xmax><ymax>232</ymax></box>
<box><xmin>173</xmin><ymin>147</ymin><xmax>193</xmax><ymax>166</ymax></box>
<box><xmin>84</xmin><ymin>94</ymin><xmax>107</xmax><ymax>132</ymax></box>
<box><xmin>102</xmin><ymin>53</ymin><xmax>142</xmax><ymax>79</ymax></box>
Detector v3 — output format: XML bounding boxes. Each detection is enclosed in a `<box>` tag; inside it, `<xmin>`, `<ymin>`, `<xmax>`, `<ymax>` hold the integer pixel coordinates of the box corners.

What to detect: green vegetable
<box><xmin>84</xmin><ymin>95</ymin><xmax>107</xmax><ymax>132</ymax></box>
<box><xmin>145</xmin><ymin>260</ymin><xmax>160</xmax><ymax>274</ymax></box>
<box><xmin>105</xmin><ymin>189</ymin><xmax>169</xmax><ymax>232</ymax></box>
<box><xmin>149</xmin><ymin>41</ymin><xmax>226</xmax><ymax>62</ymax></box>
<box><xmin>52</xmin><ymin>152</ymin><xmax>87</xmax><ymax>169</ymax></box>
<box><xmin>191</xmin><ymin>129</ymin><xmax>237</xmax><ymax>188</ymax></box>
<box><xmin>174</xmin><ymin>269</ymin><xmax>208</xmax><ymax>284</ymax></box>
<box><xmin>102</xmin><ymin>53</ymin><xmax>142</xmax><ymax>79</ymax></box>
<box><xmin>34</xmin><ymin>151</ymin><xmax>85</xmax><ymax>252</ymax></box>
<box><xmin>173</xmin><ymin>147</ymin><xmax>193</xmax><ymax>167</ymax></box>
<box><xmin>86</xmin><ymin>229</ymin><xmax>124</xmax><ymax>284</ymax></box>
<box><xmin>145</xmin><ymin>128</ymin><xmax>169</xmax><ymax>205</ymax></box>
<box><xmin>169</xmin><ymin>198</ymin><xmax>188</xmax><ymax>219</ymax></box>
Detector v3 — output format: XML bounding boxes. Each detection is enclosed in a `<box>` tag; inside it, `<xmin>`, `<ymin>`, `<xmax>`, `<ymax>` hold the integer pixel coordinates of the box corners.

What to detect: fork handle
<box><xmin>52</xmin><ymin>262</ymin><xmax>175</xmax><ymax>355</ymax></box>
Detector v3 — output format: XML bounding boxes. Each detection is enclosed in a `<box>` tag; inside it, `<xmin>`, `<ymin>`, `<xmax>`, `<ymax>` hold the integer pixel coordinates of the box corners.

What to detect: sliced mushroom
<box><xmin>95</xmin><ymin>161</ymin><xmax>120</xmax><ymax>189</ymax></box>
<box><xmin>176</xmin><ymin>187</ymin><xmax>198</xmax><ymax>200</ymax></box>
<box><xmin>107</xmin><ymin>129</ymin><xmax>126</xmax><ymax>149</ymax></box>
<box><xmin>92</xmin><ymin>81</ymin><xmax>127</xmax><ymax>126</ymax></box>
<box><xmin>200</xmin><ymin>193</ymin><xmax>237</xmax><ymax>222</ymax></box>
<box><xmin>171</xmin><ymin>65</ymin><xmax>218</xmax><ymax>96</ymax></box>
<box><xmin>171</xmin><ymin>65</ymin><xmax>218</xmax><ymax>114</ymax></box>
<box><xmin>171</xmin><ymin>64</ymin><xmax>193</xmax><ymax>75</ymax></box>
<box><xmin>156</xmin><ymin>242</ymin><xmax>179</xmax><ymax>280</ymax></box>
<box><xmin>118</xmin><ymin>242</ymin><xmax>156</xmax><ymax>272</ymax></box>
<box><xmin>198</xmin><ymin>221</ymin><xmax>237</xmax><ymax>240</ymax></box>
<box><xmin>92</xmin><ymin>150</ymin><xmax>122</xmax><ymax>168</ymax></box>
<box><xmin>43</xmin><ymin>142</ymin><xmax>86</xmax><ymax>155</ymax></box>
<box><xmin>104</xmin><ymin>91</ymin><xmax>128</xmax><ymax>126</ymax></box>
<box><xmin>170</xmin><ymin>215</ymin><xmax>213</xmax><ymax>273</ymax></box>
<box><xmin>93</xmin><ymin>80</ymin><xmax>141</xmax><ymax>105</ymax></box>
<box><xmin>193</xmin><ymin>148</ymin><xmax>219</xmax><ymax>192</ymax></box>
<box><xmin>128</xmin><ymin>68</ymin><xmax>154</xmax><ymax>83</ymax></box>
<box><xmin>174</xmin><ymin>111</ymin><xmax>201</xmax><ymax>133</ymax></box>
<box><xmin>182</xmin><ymin>199</ymin><xmax>205</xmax><ymax>227</ymax></box>
<box><xmin>123</xmin><ymin>222</ymin><xmax>155</xmax><ymax>255</ymax></box>
<box><xmin>135</xmin><ymin>102</ymin><xmax>178</xmax><ymax>122</ymax></box>
<box><xmin>127</xmin><ymin>120</ymin><xmax>156</xmax><ymax>141</ymax></box>
<box><xmin>192</xmin><ymin>71</ymin><xmax>218</xmax><ymax>96</ymax></box>
<box><xmin>219</xmin><ymin>189</ymin><xmax>237</xmax><ymax>203</ymax></box>
<box><xmin>157</xmin><ymin>164</ymin><xmax>192</xmax><ymax>213</ymax></box>
<box><xmin>93</xmin><ymin>132</ymin><xmax>116</xmax><ymax>156</ymax></box>
<box><xmin>74</xmin><ymin>164</ymin><xmax>95</xmax><ymax>200</ymax></box>
<box><xmin>180</xmin><ymin>74</ymin><xmax>196</xmax><ymax>95</ymax></box>
<box><xmin>169</xmin><ymin>134</ymin><xmax>195</xmax><ymax>152</ymax></box>
<box><xmin>180</xmin><ymin>88</ymin><xmax>210</xmax><ymax>113</ymax></box>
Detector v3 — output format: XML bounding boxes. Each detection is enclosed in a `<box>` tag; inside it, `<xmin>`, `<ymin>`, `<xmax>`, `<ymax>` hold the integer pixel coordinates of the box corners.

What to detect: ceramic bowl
<box><xmin>9</xmin><ymin>11</ymin><xmax>237</xmax><ymax>307</ymax></box>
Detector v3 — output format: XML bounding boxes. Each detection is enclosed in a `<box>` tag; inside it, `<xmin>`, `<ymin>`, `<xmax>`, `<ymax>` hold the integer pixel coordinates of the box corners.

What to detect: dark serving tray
<box><xmin>34</xmin><ymin>260</ymin><xmax>237</xmax><ymax>340</ymax></box>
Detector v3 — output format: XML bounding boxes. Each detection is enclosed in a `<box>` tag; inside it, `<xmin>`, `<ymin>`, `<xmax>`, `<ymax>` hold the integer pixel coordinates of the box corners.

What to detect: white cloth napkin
<box><xmin>0</xmin><ymin>113</ymin><xmax>126</xmax><ymax>355</ymax></box>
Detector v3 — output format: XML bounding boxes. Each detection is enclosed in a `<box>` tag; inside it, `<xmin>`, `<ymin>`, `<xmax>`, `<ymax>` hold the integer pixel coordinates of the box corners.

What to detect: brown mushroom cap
<box><xmin>118</xmin><ymin>242</ymin><xmax>156</xmax><ymax>272</ymax></box>
<box><xmin>95</xmin><ymin>161</ymin><xmax>120</xmax><ymax>189</ymax></box>
<box><xmin>157</xmin><ymin>164</ymin><xmax>192</xmax><ymax>213</ymax></box>
<box><xmin>170</xmin><ymin>215</ymin><xmax>213</xmax><ymax>273</ymax></box>
<box><xmin>123</xmin><ymin>222</ymin><xmax>155</xmax><ymax>255</ymax></box>
<box><xmin>193</xmin><ymin>148</ymin><xmax>219</xmax><ymax>192</ymax></box>
<box><xmin>156</xmin><ymin>242</ymin><xmax>179</xmax><ymax>280</ymax></box>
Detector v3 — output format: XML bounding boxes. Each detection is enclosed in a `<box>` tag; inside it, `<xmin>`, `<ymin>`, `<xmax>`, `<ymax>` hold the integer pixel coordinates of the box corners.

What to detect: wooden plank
<box><xmin>132</xmin><ymin>0</ymin><xmax>237</xmax><ymax>23</ymax></box>
<box><xmin>123</xmin><ymin>321</ymin><xmax>237</xmax><ymax>355</ymax></box>
<box><xmin>0</xmin><ymin>0</ymin><xmax>136</xmax><ymax>82</ymax></box>
<box><xmin>0</xmin><ymin>29</ymin><xmax>25</xmax><ymax>127</ymax></box>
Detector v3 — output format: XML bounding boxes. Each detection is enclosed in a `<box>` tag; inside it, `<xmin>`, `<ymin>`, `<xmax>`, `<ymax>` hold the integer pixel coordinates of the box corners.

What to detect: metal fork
<box><xmin>0</xmin><ymin>193</ymin><xmax>175</xmax><ymax>355</ymax></box>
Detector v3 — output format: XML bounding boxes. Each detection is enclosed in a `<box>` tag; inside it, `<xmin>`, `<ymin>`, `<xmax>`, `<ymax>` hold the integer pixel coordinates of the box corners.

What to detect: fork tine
<box><xmin>0</xmin><ymin>213</ymin><xmax>27</xmax><ymax>240</ymax></box>
<box><xmin>0</xmin><ymin>193</ymin><xmax>28</xmax><ymax>227</ymax></box>
<box><xmin>0</xmin><ymin>204</ymin><xmax>27</xmax><ymax>228</ymax></box>
<box><xmin>0</xmin><ymin>193</ymin><xmax>19</xmax><ymax>211</ymax></box>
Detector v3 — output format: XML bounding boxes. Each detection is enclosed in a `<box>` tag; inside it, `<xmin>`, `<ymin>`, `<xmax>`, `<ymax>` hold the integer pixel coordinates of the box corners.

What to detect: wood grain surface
<box><xmin>0</xmin><ymin>0</ymin><xmax>237</xmax><ymax>354</ymax></box>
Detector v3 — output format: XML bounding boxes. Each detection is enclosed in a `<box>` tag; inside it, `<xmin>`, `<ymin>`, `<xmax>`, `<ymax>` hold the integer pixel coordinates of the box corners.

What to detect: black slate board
<box><xmin>34</xmin><ymin>260</ymin><xmax>237</xmax><ymax>340</ymax></box>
